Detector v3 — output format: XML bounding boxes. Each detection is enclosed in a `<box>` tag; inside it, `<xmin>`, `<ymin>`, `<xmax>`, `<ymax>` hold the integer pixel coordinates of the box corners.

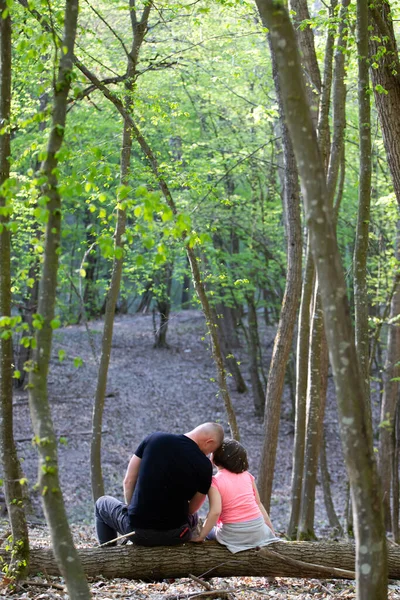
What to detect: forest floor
<box><xmin>2</xmin><ymin>310</ymin><xmax>399</xmax><ymax>599</ymax></box>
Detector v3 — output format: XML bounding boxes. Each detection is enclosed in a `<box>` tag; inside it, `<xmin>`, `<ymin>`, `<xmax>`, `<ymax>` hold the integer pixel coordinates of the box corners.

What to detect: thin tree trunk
<box><xmin>90</xmin><ymin>0</ymin><xmax>151</xmax><ymax>502</ymax></box>
<box><xmin>246</xmin><ymin>292</ymin><xmax>265</xmax><ymax>416</ymax></box>
<box><xmin>296</xmin><ymin>0</ymin><xmax>348</xmax><ymax>539</ymax></box>
<box><xmin>257</xmin><ymin>39</ymin><xmax>302</xmax><ymax>510</ymax></box>
<box><xmin>0</xmin><ymin>2</ymin><xmax>29</xmax><ymax>579</ymax></box>
<box><xmin>289</xmin><ymin>0</ymin><xmax>321</xmax><ymax>123</ymax></box>
<box><xmin>369</xmin><ymin>0</ymin><xmax>400</xmax><ymax>209</ymax></box>
<box><xmin>326</xmin><ymin>0</ymin><xmax>350</xmax><ymax>205</ymax></box>
<box><xmin>392</xmin><ymin>401</ymin><xmax>400</xmax><ymax>543</ymax></box>
<box><xmin>181</xmin><ymin>256</ymin><xmax>191</xmax><ymax>309</ymax></box>
<box><xmin>154</xmin><ymin>262</ymin><xmax>173</xmax><ymax>348</ymax></box>
<box><xmin>82</xmin><ymin>207</ymin><xmax>98</xmax><ymax>319</ymax></box>
<box><xmin>215</xmin><ymin>304</ymin><xmax>247</xmax><ymax>394</ymax></box>
<box><xmin>316</xmin><ymin>0</ymin><xmax>337</xmax><ymax>169</ymax></box>
<box><xmin>353</xmin><ymin>0</ymin><xmax>372</xmax><ymax>403</ymax></box>
<box><xmin>287</xmin><ymin>0</ymin><xmax>338</xmax><ymax>539</ymax></box>
<box><xmin>297</xmin><ymin>294</ymin><xmax>328</xmax><ymax>540</ymax></box>
<box><xmin>287</xmin><ymin>240</ymin><xmax>314</xmax><ymax>538</ymax></box>
<box><xmin>186</xmin><ymin>247</ymin><xmax>240</xmax><ymax>439</ymax></box>
<box><xmin>254</xmin><ymin>0</ymin><xmax>387</xmax><ymax>595</ymax></box>
<box><xmin>27</xmin><ymin>3</ymin><xmax>90</xmax><ymax>597</ymax></box>
<box><xmin>378</xmin><ymin>220</ymin><xmax>400</xmax><ymax>529</ymax></box>
<box><xmin>320</xmin><ymin>428</ymin><xmax>343</xmax><ymax>536</ymax></box>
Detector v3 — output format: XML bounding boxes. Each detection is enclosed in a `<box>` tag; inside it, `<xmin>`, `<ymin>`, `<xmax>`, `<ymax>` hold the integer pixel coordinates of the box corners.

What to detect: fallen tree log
<box><xmin>2</xmin><ymin>541</ymin><xmax>400</xmax><ymax>580</ymax></box>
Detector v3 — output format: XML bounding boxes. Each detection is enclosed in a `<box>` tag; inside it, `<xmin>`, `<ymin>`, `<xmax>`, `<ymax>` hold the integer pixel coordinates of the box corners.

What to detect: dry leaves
<box><xmin>4</xmin><ymin>575</ymin><xmax>400</xmax><ymax>600</ymax></box>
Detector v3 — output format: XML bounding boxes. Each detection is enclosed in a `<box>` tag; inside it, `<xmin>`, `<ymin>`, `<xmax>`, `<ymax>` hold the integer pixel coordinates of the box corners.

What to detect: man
<box><xmin>95</xmin><ymin>422</ymin><xmax>224</xmax><ymax>546</ymax></box>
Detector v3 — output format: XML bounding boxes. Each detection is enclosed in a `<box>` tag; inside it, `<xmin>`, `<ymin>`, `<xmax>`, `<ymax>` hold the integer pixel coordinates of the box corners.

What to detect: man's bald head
<box><xmin>185</xmin><ymin>422</ymin><xmax>224</xmax><ymax>455</ymax></box>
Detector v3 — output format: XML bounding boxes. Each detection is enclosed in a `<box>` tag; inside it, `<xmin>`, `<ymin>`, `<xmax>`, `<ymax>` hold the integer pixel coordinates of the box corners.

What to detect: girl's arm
<box><xmin>190</xmin><ymin>486</ymin><xmax>222</xmax><ymax>542</ymax></box>
<box><xmin>252</xmin><ymin>480</ymin><xmax>277</xmax><ymax>535</ymax></box>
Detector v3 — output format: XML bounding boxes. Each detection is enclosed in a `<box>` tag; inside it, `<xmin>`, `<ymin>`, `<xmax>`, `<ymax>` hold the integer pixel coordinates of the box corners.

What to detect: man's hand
<box><xmin>189</xmin><ymin>536</ymin><xmax>204</xmax><ymax>543</ymax></box>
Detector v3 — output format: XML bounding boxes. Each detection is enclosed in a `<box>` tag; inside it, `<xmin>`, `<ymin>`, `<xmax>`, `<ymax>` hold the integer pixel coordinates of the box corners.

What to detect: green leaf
<box><xmin>51</xmin><ymin>318</ymin><xmax>61</xmax><ymax>330</ymax></box>
<box><xmin>73</xmin><ymin>356</ymin><xmax>83</xmax><ymax>368</ymax></box>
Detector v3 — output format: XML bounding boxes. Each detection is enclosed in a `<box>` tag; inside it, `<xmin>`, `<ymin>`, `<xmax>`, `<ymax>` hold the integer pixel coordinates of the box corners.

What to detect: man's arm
<box><xmin>188</xmin><ymin>491</ymin><xmax>207</xmax><ymax>514</ymax></box>
<box><xmin>190</xmin><ymin>487</ymin><xmax>222</xmax><ymax>542</ymax></box>
<box><xmin>123</xmin><ymin>454</ymin><xmax>141</xmax><ymax>505</ymax></box>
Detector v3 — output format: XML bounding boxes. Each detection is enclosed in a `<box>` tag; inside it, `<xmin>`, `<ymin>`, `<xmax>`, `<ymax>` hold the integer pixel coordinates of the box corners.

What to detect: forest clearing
<box><xmin>0</xmin><ymin>0</ymin><xmax>399</xmax><ymax>598</ymax></box>
<box><xmin>1</xmin><ymin>312</ymin><xmax>399</xmax><ymax>598</ymax></box>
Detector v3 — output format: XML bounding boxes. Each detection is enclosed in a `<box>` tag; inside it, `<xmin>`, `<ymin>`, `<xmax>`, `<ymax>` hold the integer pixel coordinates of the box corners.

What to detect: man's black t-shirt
<box><xmin>128</xmin><ymin>432</ymin><xmax>212</xmax><ymax>530</ymax></box>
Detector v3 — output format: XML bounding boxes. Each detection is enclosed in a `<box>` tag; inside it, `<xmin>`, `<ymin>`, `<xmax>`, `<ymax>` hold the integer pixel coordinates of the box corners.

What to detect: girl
<box><xmin>191</xmin><ymin>439</ymin><xmax>279</xmax><ymax>553</ymax></box>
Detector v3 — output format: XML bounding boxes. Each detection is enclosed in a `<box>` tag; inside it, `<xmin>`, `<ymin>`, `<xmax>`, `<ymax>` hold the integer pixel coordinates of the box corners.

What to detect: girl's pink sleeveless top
<box><xmin>211</xmin><ymin>469</ymin><xmax>262</xmax><ymax>523</ymax></box>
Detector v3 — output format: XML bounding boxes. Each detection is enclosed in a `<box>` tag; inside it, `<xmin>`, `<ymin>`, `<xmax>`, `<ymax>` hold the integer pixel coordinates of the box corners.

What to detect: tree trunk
<box><xmin>4</xmin><ymin>541</ymin><xmax>400</xmax><ymax>580</ymax></box>
<box><xmin>369</xmin><ymin>0</ymin><xmax>400</xmax><ymax>209</ymax></box>
<box><xmin>378</xmin><ymin>220</ymin><xmax>400</xmax><ymax>530</ymax></box>
<box><xmin>186</xmin><ymin>247</ymin><xmax>240</xmax><ymax>439</ymax></box>
<box><xmin>353</xmin><ymin>0</ymin><xmax>372</xmax><ymax>404</ymax></box>
<box><xmin>82</xmin><ymin>206</ymin><xmax>99</xmax><ymax>319</ymax></box>
<box><xmin>297</xmin><ymin>294</ymin><xmax>328</xmax><ymax>540</ymax></box>
<box><xmin>217</xmin><ymin>303</ymin><xmax>241</xmax><ymax>350</ymax></box>
<box><xmin>258</xmin><ymin>37</ymin><xmax>303</xmax><ymax>509</ymax></box>
<box><xmin>181</xmin><ymin>256</ymin><xmax>191</xmax><ymax>309</ymax></box>
<box><xmin>90</xmin><ymin>0</ymin><xmax>152</xmax><ymax>502</ymax></box>
<box><xmin>26</xmin><ymin>2</ymin><xmax>91</xmax><ymax>598</ymax></box>
<box><xmin>254</xmin><ymin>0</ymin><xmax>387</xmax><ymax>596</ymax></box>
<box><xmin>287</xmin><ymin>241</ymin><xmax>314</xmax><ymax>539</ymax></box>
<box><xmin>215</xmin><ymin>303</ymin><xmax>247</xmax><ymax>394</ymax></box>
<box><xmin>288</xmin><ymin>0</ymin><xmax>346</xmax><ymax>538</ymax></box>
<box><xmin>153</xmin><ymin>262</ymin><xmax>173</xmax><ymax>348</ymax></box>
<box><xmin>246</xmin><ymin>292</ymin><xmax>265</xmax><ymax>416</ymax></box>
<box><xmin>392</xmin><ymin>402</ymin><xmax>400</xmax><ymax>543</ymax></box>
<box><xmin>0</xmin><ymin>2</ymin><xmax>29</xmax><ymax>578</ymax></box>
<box><xmin>320</xmin><ymin>428</ymin><xmax>343</xmax><ymax>536</ymax></box>
<box><xmin>289</xmin><ymin>0</ymin><xmax>321</xmax><ymax>124</ymax></box>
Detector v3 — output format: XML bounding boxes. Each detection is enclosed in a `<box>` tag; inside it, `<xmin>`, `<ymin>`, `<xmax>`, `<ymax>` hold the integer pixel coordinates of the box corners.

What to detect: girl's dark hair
<box><xmin>212</xmin><ymin>439</ymin><xmax>249</xmax><ymax>474</ymax></box>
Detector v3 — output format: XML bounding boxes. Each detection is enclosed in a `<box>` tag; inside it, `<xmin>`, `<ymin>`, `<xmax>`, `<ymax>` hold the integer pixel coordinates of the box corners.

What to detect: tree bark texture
<box><xmin>26</xmin><ymin>2</ymin><xmax>91</xmax><ymax>598</ymax></box>
<box><xmin>90</xmin><ymin>0</ymin><xmax>151</xmax><ymax>502</ymax></box>
<box><xmin>297</xmin><ymin>294</ymin><xmax>328</xmax><ymax>540</ymax></box>
<box><xmin>215</xmin><ymin>310</ymin><xmax>247</xmax><ymax>394</ymax></box>
<box><xmin>254</xmin><ymin>0</ymin><xmax>387</xmax><ymax>597</ymax></box>
<box><xmin>378</xmin><ymin>220</ymin><xmax>400</xmax><ymax>530</ymax></box>
<box><xmin>289</xmin><ymin>0</ymin><xmax>321</xmax><ymax>124</ymax></box>
<box><xmin>4</xmin><ymin>541</ymin><xmax>400</xmax><ymax>580</ymax></box>
<box><xmin>186</xmin><ymin>247</ymin><xmax>240</xmax><ymax>439</ymax></box>
<box><xmin>326</xmin><ymin>0</ymin><xmax>349</xmax><ymax>206</ymax></box>
<box><xmin>316</xmin><ymin>0</ymin><xmax>337</xmax><ymax>168</ymax></box>
<box><xmin>320</xmin><ymin>428</ymin><xmax>343</xmax><ymax>535</ymax></box>
<box><xmin>353</xmin><ymin>0</ymin><xmax>372</xmax><ymax>404</ymax></box>
<box><xmin>393</xmin><ymin>404</ymin><xmax>400</xmax><ymax>542</ymax></box>
<box><xmin>0</xmin><ymin>1</ymin><xmax>29</xmax><ymax>578</ymax></box>
<box><xmin>369</xmin><ymin>0</ymin><xmax>400</xmax><ymax>208</ymax></box>
<box><xmin>154</xmin><ymin>261</ymin><xmax>173</xmax><ymax>348</ymax></box>
<box><xmin>258</xmin><ymin>38</ymin><xmax>302</xmax><ymax>511</ymax></box>
<box><xmin>246</xmin><ymin>292</ymin><xmax>265</xmax><ymax>416</ymax></box>
<box><xmin>287</xmin><ymin>240</ymin><xmax>314</xmax><ymax>539</ymax></box>
<box><xmin>288</xmin><ymin>0</ymin><xmax>346</xmax><ymax>538</ymax></box>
